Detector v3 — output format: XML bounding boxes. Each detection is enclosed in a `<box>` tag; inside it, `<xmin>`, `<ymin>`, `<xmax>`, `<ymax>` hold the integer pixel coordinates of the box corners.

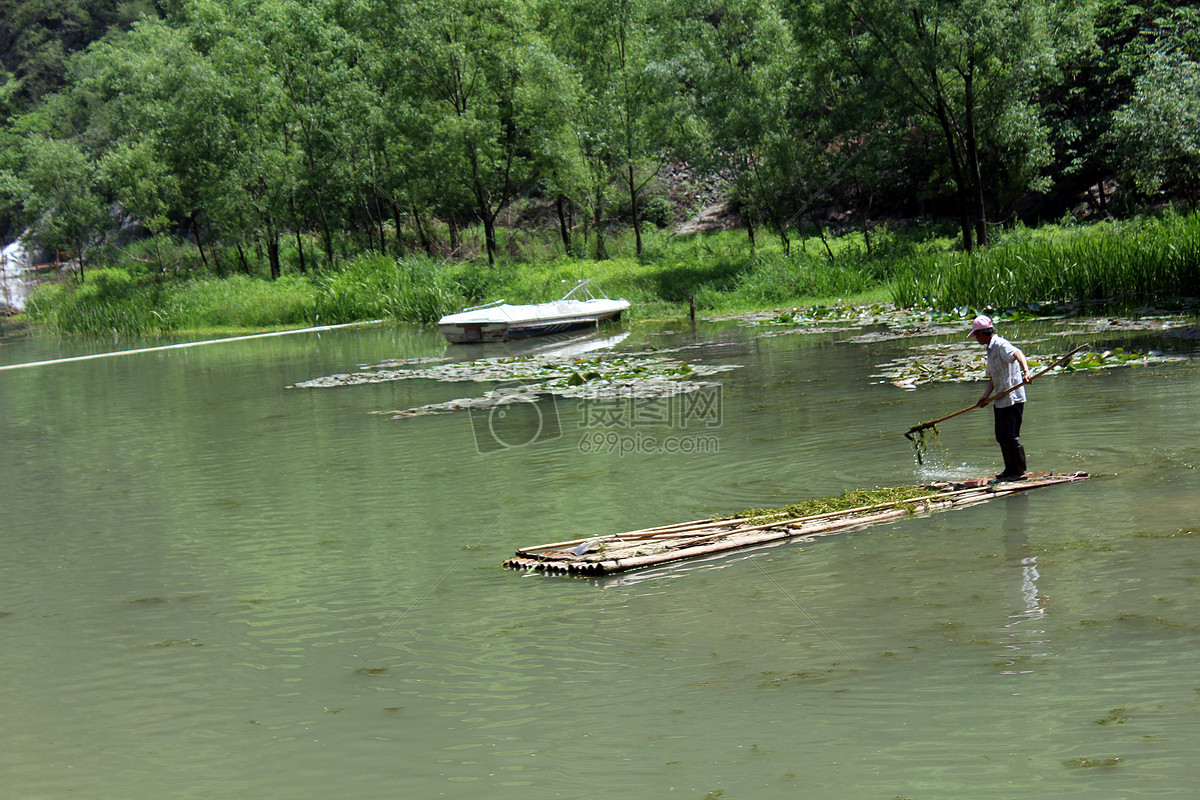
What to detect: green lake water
<box><xmin>1</xmin><ymin>316</ymin><xmax>1198</xmax><ymax>799</ymax></box>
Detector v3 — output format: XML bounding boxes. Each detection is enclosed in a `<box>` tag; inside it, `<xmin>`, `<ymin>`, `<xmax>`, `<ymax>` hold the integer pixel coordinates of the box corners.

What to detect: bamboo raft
<box><xmin>504</xmin><ymin>473</ymin><xmax>1090</xmax><ymax>576</ymax></box>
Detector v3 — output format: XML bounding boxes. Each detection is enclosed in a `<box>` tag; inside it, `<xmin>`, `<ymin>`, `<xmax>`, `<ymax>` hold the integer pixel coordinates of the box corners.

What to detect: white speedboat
<box><xmin>438</xmin><ymin>280</ymin><xmax>630</xmax><ymax>343</ymax></box>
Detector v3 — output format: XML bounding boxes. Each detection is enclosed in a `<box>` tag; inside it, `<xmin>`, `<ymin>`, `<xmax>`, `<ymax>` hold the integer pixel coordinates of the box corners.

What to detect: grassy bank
<box><xmin>21</xmin><ymin>212</ymin><xmax>1200</xmax><ymax>336</ymax></box>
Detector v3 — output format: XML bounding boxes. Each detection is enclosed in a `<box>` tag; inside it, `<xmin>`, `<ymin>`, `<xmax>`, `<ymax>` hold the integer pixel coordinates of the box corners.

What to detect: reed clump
<box><xmin>25</xmin><ymin>269</ymin><xmax>320</xmax><ymax>335</ymax></box>
<box><xmin>890</xmin><ymin>212</ymin><xmax>1200</xmax><ymax>309</ymax></box>
<box><xmin>311</xmin><ymin>255</ymin><xmax>465</xmax><ymax>325</ymax></box>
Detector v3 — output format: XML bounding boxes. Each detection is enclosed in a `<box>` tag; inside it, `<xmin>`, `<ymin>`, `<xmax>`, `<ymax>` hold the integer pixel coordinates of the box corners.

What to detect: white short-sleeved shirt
<box><xmin>986</xmin><ymin>335</ymin><xmax>1025</xmax><ymax>408</ymax></box>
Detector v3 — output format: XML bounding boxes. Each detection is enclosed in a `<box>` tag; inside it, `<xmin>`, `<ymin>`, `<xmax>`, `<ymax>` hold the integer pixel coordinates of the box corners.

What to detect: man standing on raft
<box><xmin>968</xmin><ymin>315</ymin><xmax>1032</xmax><ymax>482</ymax></box>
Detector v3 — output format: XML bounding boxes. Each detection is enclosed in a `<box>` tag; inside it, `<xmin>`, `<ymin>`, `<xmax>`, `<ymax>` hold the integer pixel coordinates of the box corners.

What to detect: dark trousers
<box><xmin>993</xmin><ymin>402</ymin><xmax>1026</xmax><ymax>477</ymax></box>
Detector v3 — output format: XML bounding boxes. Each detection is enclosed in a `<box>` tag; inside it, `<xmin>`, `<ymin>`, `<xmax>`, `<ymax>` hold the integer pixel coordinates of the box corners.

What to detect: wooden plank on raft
<box><xmin>502</xmin><ymin>472</ymin><xmax>1090</xmax><ymax>576</ymax></box>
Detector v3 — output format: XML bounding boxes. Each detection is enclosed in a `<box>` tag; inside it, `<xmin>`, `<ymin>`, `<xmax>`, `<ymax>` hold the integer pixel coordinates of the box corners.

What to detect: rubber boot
<box><xmin>997</xmin><ymin>442</ymin><xmax>1026</xmax><ymax>481</ymax></box>
<box><xmin>1011</xmin><ymin>442</ymin><xmax>1027</xmax><ymax>478</ymax></box>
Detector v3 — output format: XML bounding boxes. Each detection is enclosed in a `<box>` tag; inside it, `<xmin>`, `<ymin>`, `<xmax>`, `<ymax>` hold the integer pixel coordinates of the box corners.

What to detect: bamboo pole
<box><xmin>592</xmin><ymin>508</ymin><xmax>914</xmax><ymax>574</ymax></box>
<box><xmin>905</xmin><ymin>345</ymin><xmax>1090</xmax><ymax>440</ymax></box>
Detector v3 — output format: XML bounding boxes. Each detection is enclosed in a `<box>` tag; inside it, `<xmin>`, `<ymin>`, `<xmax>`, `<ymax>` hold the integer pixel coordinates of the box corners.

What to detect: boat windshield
<box><xmin>560</xmin><ymin>279</ymin><xmax>605</xmax><ymax>301</ymax></box>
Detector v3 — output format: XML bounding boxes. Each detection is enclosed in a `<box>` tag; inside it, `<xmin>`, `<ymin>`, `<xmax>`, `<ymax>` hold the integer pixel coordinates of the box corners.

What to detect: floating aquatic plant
<box><xmin>876</xmin><ymin>344</ymin><xmax>1164</xmax><ymax>389</ymax></box>
<box><xmin>289</xmin><ymin>349</ymin><xmax>741</xmax><ymax>419</ymax></box>
<box><xmin>1095</xmin><ymin>706</ymin><xmax>1131</xmax><ymax>725</ymax></box>
<box><xmin>1057</xmin><ymin>315</ymin><xmax>1196</xmax><ymax>334</ymax></box>
<box><xmin>758</xmin><ymin>669</ymin><xmax>836</xmax><ymax>687</ymax></box>
<box><xmin>294</xmin><ymin>350</ymin><xmax>733</xmax><ymax>390</ymax></box>
<box><xmin>748</xmin><ymin>302</ymin><xmax>965</xmax><ymax>337</ymax></box>
<box><xmin>1063</xmin><ymin>757</ymin><xmax>1123</xmax><ymax>769</ymax></box>
<box><xmin>1133</xmin><ymin>528</ymin><xmax>1200</xmax><ymax>538</ymax></box>
<box><xmin>1064</xmin><ymin>347</ymin><xmax>1152</xmax><ymax>371</ymax></box>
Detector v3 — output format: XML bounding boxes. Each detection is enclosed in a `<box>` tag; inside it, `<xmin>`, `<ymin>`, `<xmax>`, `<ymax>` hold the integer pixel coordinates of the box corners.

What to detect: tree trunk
<box><xmin>312</xmin><ymin>192</ymin><xmax>333</xmax><ymax>266</ymax></box>
<box><xmin>191</xmin><ymin>216</ymin><xmax>209</xmax><ymax>268</ymax></box>
<box><xmin>556</xmin><ymin>195</ymin><xmax>571</xmax><ymax>252</ymax></box>
<box><xmin>480</xmin><ymin>207</ymin><xmax>498</xmax><ymax>266</ymax></box>
<box><xmin>592</xmin><ymin>188</ymin><xmax>608</xmax><ymax>260</ymax></box>
<box><xmin>811</xmin><ymin>211</ymin><xmax>833</xmax><ymax>262</ymax></box>
<box><xmin>391</xmin><ymin>201</ymin><xmax>407</xmax><ymax>256</ymax></box>
<box><xmin>963</xmin><ymin>58</ymin><xmax>988</xmax><ymax>248</ymax></box>
<box><xmin>932</xmin><ymin>98</ymin><xmax>974</xmax><ymax>251</ymax></box>
<box><xmin>286</xmin><ymin>199</ymin><xmax>306</xmax><ymax>273</ymax></box>
<box><xmin>376</xmin><ymin>195</ymin><xmax>387</xmax><ymax>254</ymax></box>
<box><xmin>152</xmin><ymin>232</ymin><xmax>165</xmax><ymax>274</ymax></box>
<box><xmin>267</xmin><ymin>227</ymin><xmax>281</xmax><ymax>280</ymax></box>
<box><xmin>448</xmin><ymin>212</ymin><xmax>460</xmax><ymax>255</ymax></box>
<box><xmin>627</xmin><ymin>164</ymin><xmax>643</xmax><ymax>256</ymax></box>
<box><xmin>772</xmin><ymin>208</ymin><xmax>791</xmax><ymax>256</ymax></box>
<box><xmin>412</xmin><ymin>205</ymin><xmax>433</xmax><ymax>256</ymax></box>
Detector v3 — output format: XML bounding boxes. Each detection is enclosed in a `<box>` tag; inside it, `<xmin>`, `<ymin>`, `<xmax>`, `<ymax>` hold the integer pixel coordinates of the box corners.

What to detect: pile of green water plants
<box><xmin>725</xmin><ymin>484</ymin><xmax>938</xmax><ymax>525</ymax></box>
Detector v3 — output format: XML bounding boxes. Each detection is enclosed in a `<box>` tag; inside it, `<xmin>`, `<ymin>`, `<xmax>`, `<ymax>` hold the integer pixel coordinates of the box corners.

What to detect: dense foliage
<box><xmin>1</xmin><ymin>0</ymin><xmax>1198</xmax><ymax>303</ymax></box>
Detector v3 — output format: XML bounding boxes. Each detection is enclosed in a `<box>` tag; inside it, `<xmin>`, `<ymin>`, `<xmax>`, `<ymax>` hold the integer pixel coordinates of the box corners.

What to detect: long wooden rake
<box><xmin>904</xmin><ymin>344</ymin><xmax>1089</xmax><ymax>441</ymax></box>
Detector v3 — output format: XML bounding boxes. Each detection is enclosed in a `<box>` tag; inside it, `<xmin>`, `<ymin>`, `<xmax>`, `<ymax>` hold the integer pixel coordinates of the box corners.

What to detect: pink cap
<box><xmin>966</xmin><ymin>315</ymin><xmax>992</xmax><ymax>337</ymax></box>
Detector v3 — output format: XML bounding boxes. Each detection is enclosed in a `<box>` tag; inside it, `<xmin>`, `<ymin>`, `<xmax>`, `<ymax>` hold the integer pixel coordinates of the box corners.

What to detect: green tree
<box><xmin>833</xmin><ymin>0</ymin><xmax>1090</xmax><ymax>250</ymax></box>
<box><xmin>399</xmin><ymin>0</ymin><xmax>575</xmax><ymax>266</ymax></box>
<box><xmin>202</xmin><ymin>4</ymin><xmax>298</xmax><ymax>277</ymax></box>
<box><xmin>18</xmin><ymin>135</ymin><xmax>105</xmax><ymax>277</ymax></box>
<box><xmin>1112</xmin><ymin>48</ymin><xmax>1200</xmax><ymax>204</ymax></box>
<box><xmin>550</xmin><ymin>0</ymin><xmax>683</xmax><ymax>257</ymax></box>
<box><xmin>682</xmin><ymin>0</ymin><xmax>808</xmax><ymax>252</ymax></box>
<box><xmin>98</xmin><ymin>138</ymin><xmax>180</xmax><ymax>272</ymax></box>
<box><xmin>256</xmin><ymin>0</ymin><xmax>368</xmax><ymax>268</ymax></box>
<box><xmin>1043</xmin><ymin>1</ymin><xmax>1200</xmax><ymax>215</ymax></box>
<box><xmin>542</xmin><ymin>0</ymin><xmax>621</xmax><ymax>259</ymax></box>
<box><xmin>70</xmin><ymin>16</ymin><xmax>240</xmax><ymax>268</ymax></box>
<box><xmin>0</xmin><ymin>76</ymin><xmax>25</xmax><ymax>244</ymax></box>
<box><xmin>0</xmin><ymin>0</ymin><xmax>161</xmax><ymax>112</ymax></box>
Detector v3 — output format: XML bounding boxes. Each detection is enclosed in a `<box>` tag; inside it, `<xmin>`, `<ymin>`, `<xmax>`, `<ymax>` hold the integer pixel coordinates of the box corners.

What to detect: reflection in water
<box><xmin>997</xmin><ymin>493</ymin><xmax>1049</xmax><ymax>674</ymax></box>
